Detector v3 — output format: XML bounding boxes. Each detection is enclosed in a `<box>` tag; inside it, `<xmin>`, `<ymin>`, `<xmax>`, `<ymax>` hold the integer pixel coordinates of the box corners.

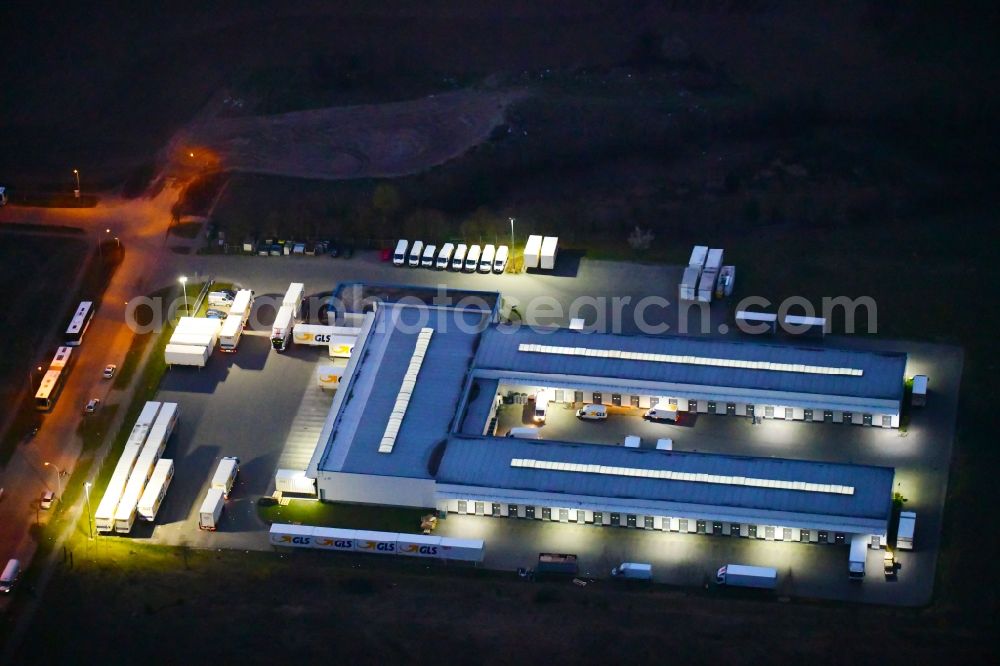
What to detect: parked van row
<box><xmin>393</xmin><ymin>240</ymin><xmax>509</xmax><ymax>274</ymax></box>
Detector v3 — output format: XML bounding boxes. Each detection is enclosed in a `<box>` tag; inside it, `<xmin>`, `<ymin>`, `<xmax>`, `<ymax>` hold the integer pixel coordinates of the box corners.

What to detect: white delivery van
<box><xmin>611</xmin><ymin>562</ymin><xmax>652</xmax><ymax>580</ymax></box>
<box><xmin>479</xmin><ymin>244</ymin><xmax>496</xmax><ymax>273</ymax></box>
<box><xmin>421</xmin><ymin>244</ymin><xmax>437</xmax><ymax>268</ymax></box>
<box><xmin>533</xmin><ymin>390</ymin><xmax>549</xmax><ymax>423</ymax></box>
<box><xmin>644</xmin><ymin>405</ymin><xmax>678</xmax><ymax>422</ymax></box>
<box><xmin>207</xmin><ymin>292</ymin><xmax>234</xmax><ymax>308</ymax></box>
<box><xmin>436</xmin><ymin>243</ymin><xmax>455</xmax><ymax>269</ymax></box>
<box><xmin>393</xmin><ymin>239</ymin><xmax>409</xmax><ymax>265</ymax></box>
<box><xmin>493</xmin><ymin>245</ymin><xmax>509</xmax><ymax>273</ymax></box>
<box><xmin>897</xmin><ymin>511</ymin><xmax>916</xmax><ymax>550</ymax></box>
<box><xmin>408</xmin><ymin>241</ymin><xmax>424</xmax><ymax>267</ymax></box>
<box><xmin>211</xmin><ymin>457</ymin><xmax>240</xmax><ymax>499</ymax></box>
<box><xmin>464</xmin><ymin>245</ymin><xmax>482</xmax><ymax>272</ymax></box>
<box><xmin>0</xmin><ymin>559</ymin><xmax>20</xmax><ymax>594</ymax></box>
<box><xmin>576</xmin><ymin>404</ymin><xmax>607</xmax><ymax>420</ymax></box>
<box><xmin>507</xmin><ymin>427</ymin><xmax>542</xmax><ymax>440</ymax></box>
<box><xmin>451</xmin><ymin>244</ymin><xmax>468</xmax><ymax>271</ymax></box>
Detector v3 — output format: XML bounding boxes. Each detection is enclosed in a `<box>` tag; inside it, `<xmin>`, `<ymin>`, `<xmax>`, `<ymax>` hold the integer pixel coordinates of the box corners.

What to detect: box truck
<box><xmin>849</xmin><ymin>536</ymin><xmax>868</xmax><ymax>579</ymax></box>
<box><xmin>271</xmin><ymin>305</ymin><xmax>294</xmax><ymax>351</ymax></box>
<box><xmin>540</xmin><ymin>236</ymin><xmax>558</xmax><ymax>270</ymax></box>
<box><xmin>408</xmin><ymin>240</ymin><xmax>424</xmax><ymax>267</ymax></box>
<box><xmin>479</xmin><ymin>244</ymin><xmax>496</xmax><ymax>273</ymax></box>
<box><xmin>164</xmin><ymin>344</ymin><xmax>210</xmax><ymax>367</ymax></box>
<box><xmin>644</xmin><ymin>405</ymin><xmax>678</xmax><ymax>422</ymax></box>
<box><xmin>611</xmin><ymin>562</ymin><xmax>652</xmax><ymax>581</ymax></box>
<box><xmin>464</xmin><ymin>245</ymin><xmax>481</xmax><ymax>272</ymax></box>
<box><xmin>436</xmin><ymin>243</ymin><xmax>455</xmax><ymax>269</ymax></box>
<box><xmin>716</xmin><ymin>564</ymin><xmax>777</xmax><ymax>589</ymax></box>
<box><xmin>198</xmin><ymin>488</ymin><xmax>225</xmax><ymax>530</ymax></box>
<box><xmin>523</xmin><ymin>235</ymin><xmax>542</xmax><ymax>269</ymax></box>
<box><xmin>211</xmin><ymin>457</ymin><xmax>240</xmax><ymax>499</ymax></box>
<box><xmin>451</xmin><ymin>244</ymin><xmax>468</xmax><ymax>271</ymax></box>
<box><xmin>897</xmin><ymin>511</ymin><xmax>916</xmax><ymax>550</ymax></box>
<box><xmin>393</xmin><ymin>239</ymin><xmax>409</xmax><ymax>265</ymax></box>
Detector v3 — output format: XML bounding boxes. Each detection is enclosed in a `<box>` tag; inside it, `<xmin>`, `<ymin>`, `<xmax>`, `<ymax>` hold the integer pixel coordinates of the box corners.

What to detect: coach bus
<box><xmin>65</xmin><ymin>301</ymin><xmax>95</xmax><ymax>346</ymax></box>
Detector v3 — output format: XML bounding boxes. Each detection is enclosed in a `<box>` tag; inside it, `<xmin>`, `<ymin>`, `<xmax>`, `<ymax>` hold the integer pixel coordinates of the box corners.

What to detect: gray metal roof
<box><xmin>474</xmin><ymin>327</ymin><xmax>906</xmax><ymax>402</ymax></box>
<box><xmin>320</xmin><ymin>303</ymin><xmax>488</xmax><ymax>478</ymax></box>
<box><xmin>436</xmin><ymin>437</ymin><xmax>894</xmax><ymax>521</ymax></box>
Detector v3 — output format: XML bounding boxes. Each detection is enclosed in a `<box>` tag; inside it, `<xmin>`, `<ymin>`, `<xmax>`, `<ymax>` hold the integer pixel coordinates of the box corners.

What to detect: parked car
<box><xmin>206</xmin><ymin>309</ymin><xmax>227</xmax><ymax>319</ymax></box>
<box><xmin>40</xmin><ymin>491</ymin><xmax>55</xmax><ymax>510</ymax></box>
<box><xmin>102</xmin><ymin>364</ymin><xmax>117</xmax><ymax>379</ymax></box>
<box><xmin>84</xmin><ymin>398</ymin><xmax>100</xmax><ymax>414</ymax></box>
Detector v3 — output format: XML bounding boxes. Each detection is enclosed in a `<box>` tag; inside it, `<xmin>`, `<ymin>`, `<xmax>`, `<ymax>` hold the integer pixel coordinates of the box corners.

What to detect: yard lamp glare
<box><xmin>84</xmin><ymin>482</ymin><xmax>94</xmax><ymax>539</ymax></box>
<box><xmin>509</xmin><ymin>217</ymin><xmax>515</xmax><ymax>272</ymax></box>
<box><xmin>73</xmin><ymin>169</ymin><xmax>81</xmax><ymax>198</ymax></box>
<box><xmin>179</xmin><ymin>276</ymin><xmax>189</xmax><ymax>314</ymax></box>
<box><xmin>44</xmin><ymin>462</ymin><xmax>63</xmax><ymax>498</ymax></box>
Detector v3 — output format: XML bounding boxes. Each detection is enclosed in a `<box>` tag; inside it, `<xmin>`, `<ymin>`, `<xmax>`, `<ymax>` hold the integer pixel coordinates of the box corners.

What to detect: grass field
<box><xmin>258</xmin><ymin>499</ymin><xmax>428</xmax><ymax>534</ymax></box>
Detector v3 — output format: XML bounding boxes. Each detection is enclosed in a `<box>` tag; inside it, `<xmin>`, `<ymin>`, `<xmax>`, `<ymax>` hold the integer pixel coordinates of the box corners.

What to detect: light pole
<box><xmin>44</xmin><ymin>461</ymin><xmax>64</xmax><ymax>498</ymax></box>
<box><xmin>179</xmin><ymin>276</ymin><xmax>189</xmax><ymax>314</ymax></box>
<box><xmin>73</xmin><ymin>169</ymin><xmax>80</xmax><ymax>198</ymax></box>
<box><xmin>509</xmin><ymin>217</ymin><xmax>515</xmax><ymax>273</ymax></box>
<box><xmin>84</xmin><ymin>482</ymin><xmax>94</xmax><ymax>539</ymax></box>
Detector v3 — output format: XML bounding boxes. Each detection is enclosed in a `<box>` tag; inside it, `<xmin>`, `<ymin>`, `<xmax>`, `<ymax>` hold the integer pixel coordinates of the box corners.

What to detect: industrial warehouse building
<box><xmin>301</xmin><ymin>295</ymin><xmax>905</xmax><ymax>547</ymax></box>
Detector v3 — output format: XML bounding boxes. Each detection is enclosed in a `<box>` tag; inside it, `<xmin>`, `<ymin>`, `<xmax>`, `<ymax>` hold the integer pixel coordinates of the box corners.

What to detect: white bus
<box><xmin>34</xmin><ymin>346</ymin><xmax>75</xmax><ymax>411</ymax></box>
<box><xmin>137</xmin><ymin>458</ymin><xmax>175</xmax><ymax>521</ymax></box>
<box><xmin>65</xmin><ymin>301</ymin><xmax>94</xmax><ymax>346</ymax></box>
<box><xmin>94</xmin><ymin>443</ymin><xmax>143</xmax><ymax>532</ymax></box>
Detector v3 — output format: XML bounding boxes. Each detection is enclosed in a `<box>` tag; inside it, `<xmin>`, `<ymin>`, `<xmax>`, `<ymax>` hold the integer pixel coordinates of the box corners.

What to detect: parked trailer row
<box><xmin>113</xmin><ymin>403</ymin><xmax>178</xmax><ymax>533</ymax></box>
<box><xmin>523</xmin><ymin>235</ymin><xmax>559</xmax><ymax>270</ymax></box>
<box><xmin>94</xmin><ymin>401</ymin><xmax>162</xmax><ymax>532</ymax></box>
<box><xmin>393</xmin><ymin>239</ymin><xmax>509</xmax><ymax>273</ymax></box>
<box><xmin>137</xmin><ymin>458</ymin><xmax>174</xmax><ymax>522</ymax></box>
<box><xmin>268</xmin><ymin>524</ymin><xmax>485</xmax><ymax>562</ymax></box>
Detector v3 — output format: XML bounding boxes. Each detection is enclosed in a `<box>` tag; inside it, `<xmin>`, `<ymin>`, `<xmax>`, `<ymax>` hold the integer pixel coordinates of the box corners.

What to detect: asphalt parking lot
<box><xmin>153</xmin><ymin>251</ymin><xmax>960</xmax><ymax>605</ymax></box>
<box><xmin>133</xmin><ymin>328</ymin><xmax>328</xmax><ymax>551</ymax></box>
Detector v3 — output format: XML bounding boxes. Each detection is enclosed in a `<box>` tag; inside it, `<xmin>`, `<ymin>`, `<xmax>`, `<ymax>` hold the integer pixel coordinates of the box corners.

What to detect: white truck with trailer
<box><xmin>849</xmin><ymin>535</ymin><xmax>868</xmax><ymax>579</ymax></box>
<box><xmin>523</xmin><ymin>235</ymin><xmax>542</xmax><ymax>269</ymax></box>
<box><xmin>897</xmin><ymin>511</ymin><xmax>916</xmax><ymax>550</ymax></box>
<box><xmin>211</xmin><ymin>457</ymin><xmax>240</xmax><ymax>499</ymax></box>
<box><xmin>165</xmin><ymin>344</ymin><xmax>210</xmax><ymax>367</ymax></box>
<box><xmin>540</xmin><ymin>236</ymin><xmax>558</xmax><ymax>270</ymax></box>
<box><xmin>451</xmin><ymin>244</ymin><xmax>468</xmax><ymax>270</ymax></box>
<box><xmin>218</xmin><ymin>315</ymin><xmax>244</xmax><ymax>352</ymax></box>
<box><xmin>611</xmin><ymin>562</ymin><xmax>652</xmax><ymax>580</ymax></box>
<box><xmin>198</xmin><ymin>488</ymin><xmax>225</xmax><ymax>531</ymax></box>
<box><xmin>716</xmin><ymin>564</ymin><xmax>777</xmax><ymax>589</ymax></box>
<box><xmin>137</xmin><ymin>458</ymin><xmax>175</xmax><ymax>521</ymax></box>
<box><xmin>271</xmin><ymin>305</ymin><xmax>294</xmax><ymax>351</ymax></box>
<box><xmin>393</xmin><ymin>239</ymin><xmax>409</xmax><ymax>266</ymax></box>
<box><xmin>478</xmin><ymin>244</ymin><xmax>496</xmax><ymax>273</ymax></box>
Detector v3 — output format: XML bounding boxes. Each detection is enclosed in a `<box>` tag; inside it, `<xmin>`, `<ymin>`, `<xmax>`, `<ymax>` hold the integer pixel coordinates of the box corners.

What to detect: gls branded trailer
<box><xmin>268</xmin><ymin>524</ymin><xmax>485</xmax><ymax>562</ymax></box>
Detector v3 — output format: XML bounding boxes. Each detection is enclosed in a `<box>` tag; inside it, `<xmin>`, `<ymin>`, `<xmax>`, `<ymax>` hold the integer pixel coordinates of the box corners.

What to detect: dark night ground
<box><xmin>1</xmin><ymin>2</ymin><xmax>998</xmax><ymax>662</ymax></box>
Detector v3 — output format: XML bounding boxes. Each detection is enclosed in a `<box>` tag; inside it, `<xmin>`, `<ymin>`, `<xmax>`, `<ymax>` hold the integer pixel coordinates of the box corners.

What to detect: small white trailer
<box><xmin>523</xmin><ymin>235</ymin><xmax>543</xmax><ymax>269</ymax></box>
<box><xmin>218</xmin><ymin>315</ymin><xmax>244</xmax><ymax>352</ymax></box>
<box><xmin>164</xmin><ymin>344</ymin><xmax>210</xmax><ymax>367</ymax></box>
<box><xmin>211</xmin><ymin>457</ymin><xmax>240</xmax><ymax>498</ymax></box>
<box><xmin>735</xmin><ymin>310</ymin><xmax>777</xmax><ymax>334</ymax></box>
<box><xmin>783</xmin><ymin>314</ymin><xmax>826</xmax><ymax>337</ymax></box>
<box><xmin>897</xmin><ymin>511</ymin><xmax>916</xmax><ymax>550</ymax></box>
<box><xmin>198</xmin><ymin>488</ymin><xmax>225</xmax><ymax>531</ymax></box>
<box><xmin>540</xmin><ymin>236</ymin><xmax>559</xmax><ymax>270</ymax></box>
<box><xmin>679</xmin><ymin>266</ymin><xmax>701</xmax><ymax>302</ymax></box>
<box><xmin>705</xmin><ymin>248</ymin><xmax>724</xmax><ymax>272</ymax></box>
<box><xmin>274</xmin><ymin>469</ymin><xmax>317</xmax><ymax>495</ymax></box>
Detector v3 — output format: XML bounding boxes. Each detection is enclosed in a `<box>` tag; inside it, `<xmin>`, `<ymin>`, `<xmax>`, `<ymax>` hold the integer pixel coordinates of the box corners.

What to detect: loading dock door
<box><xmin>824</xmin><ymin>410</ymin><xmax>834</xmax><ymax>423</ymax></box>
<box><xmin>747</xmin><ymin>404</ymin><xmax>755</xmax><ymax>418</ymax></box>
<box><xmin>688</xmin><ymin>400</ymin><xmax>698</xmax><ymax>412</ymax></box>
<box><xmin>593</xmin><ymin>392</ymin><xmax>603</xmax><ymax>404</ymax></box>
<box><xmin>631</xmin><ymin>395</ymin><xmax>640</xmax><ymax>408</ymax></box>
<box><xmin>574</xmin><ymin>391</ymin><xmax>584</xmax><ymax>403</ymax></box>
<box><xmin>612</xmin><ymin>394</ymin><xmax>622</xmax><ymax>407</ymax></box>
<box><xmin>804</xmin><ymin>409</ymin><xmax>813</xmax><ymax>421</ymax></box>
<box><xmin>726</xmin><ymin>403</ymin><xmax>736</xmax><ymax>415</ymax></box>
<box><xmin>863</xmin><ymin>413</ymin><xmax>873</xmax><ymax>426</ymax></box>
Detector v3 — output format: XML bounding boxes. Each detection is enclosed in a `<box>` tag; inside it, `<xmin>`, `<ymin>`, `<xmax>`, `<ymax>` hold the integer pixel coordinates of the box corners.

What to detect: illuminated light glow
<box><xmin>516</xmin><ymin>343</ymin><xmax>863</xmax><ymax>377</ymax></box>
<box><xmin>509</xmin><ymin>458</ymin><xmax>855</xmax><ymax>495</ymax></box>
<box><xmin>378</xmin><ymin>328</ymin><xmax>434</xmax><ymax>453</ymax></box>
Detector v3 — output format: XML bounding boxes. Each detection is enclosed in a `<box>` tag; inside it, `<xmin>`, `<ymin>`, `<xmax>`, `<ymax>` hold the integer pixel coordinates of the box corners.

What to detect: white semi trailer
<box><xmin>716</xmin><ymin>564</ymin><xmax>777</xmax><ymax>589</ymax></box>
<box><xmin>165</xmin><ymin>344</ymin><xmax>210</xmax><ymax>367</ymax></box>
<box><xmin>211</xmin><ymin>457</ymin><xmax>240</xmax><ymax>499</ymax></box>
<box><xmin>679</xmin><ymin>266</ymin><xmax>701</xmax><ymax>301</ymax></box>
<box><xmin>137</xmin><ymin>458</ymin><xmax>174</xmax><ymax>521</ymax></box>
<box><xmin>218</xmin><ymin>315</ymin><xmax>244</xmax><ymax>352</ymax></box>
<box><xmin>897</xmin><ymin>512</ymin><xmax>916</xmax><ymax>550</ymax></box>
<box><xmin>199</xmin><ymin>488</ymin><xmax>225</xmax><ymax>530</ymax></box>
<box><xmin>540</xmin><ymin>236</ymin><xmax>559</xmax><ymax>270</ymax></box>
<box><xmin>271</xmin><ymin>306</ymin><xmax>294</xmax><ymax>351</ymax></box>
<box><xmin>283</xmin><ymin>283</ymin><xmax>304</xmax><ymax>318</ymax></box>
<box><xmin>523</xmin><ymin>235</ymin><xmax>542</xmax><ymax>269</ymax></box>
<box><xmin>849</xmin><ymin>536</ymin><xmax>868</xmax><ymax>579</ymax></box>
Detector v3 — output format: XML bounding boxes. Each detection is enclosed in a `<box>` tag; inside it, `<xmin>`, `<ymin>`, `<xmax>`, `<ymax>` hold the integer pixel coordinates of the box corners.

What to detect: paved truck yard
<box><xmin>108</xmin><ymin>253</ymin><xmax>964</xmax><ymax>607</ymax></box>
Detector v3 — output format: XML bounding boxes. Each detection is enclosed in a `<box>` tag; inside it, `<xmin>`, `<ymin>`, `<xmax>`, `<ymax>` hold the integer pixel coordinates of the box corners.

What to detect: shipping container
<box><xmin>523</xmin><ymin>235</ymin><xmax>543</xmax><ymax>269</ymax></box>
<box><xmin>540</xmin><ymin>236</ymin><xmax>559</xmax><ymax>270</ymax></box>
